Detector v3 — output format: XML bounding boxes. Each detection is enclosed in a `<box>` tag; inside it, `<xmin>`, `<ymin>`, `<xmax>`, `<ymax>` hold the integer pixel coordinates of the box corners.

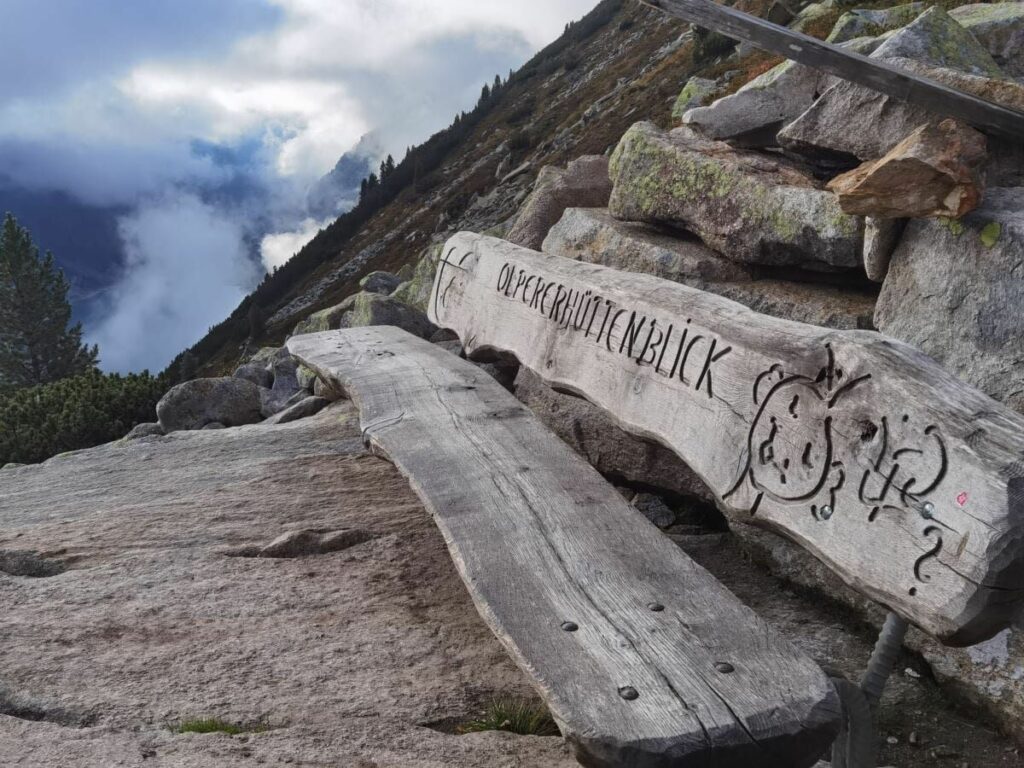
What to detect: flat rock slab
<box><xmin>429</xmin><ymin>233</ymin><xmax>1024</xmax><ymax>646</ymax></box>
<box><xmin>288</xmin><ymin>327</ymin><xmax>840</xmax><ymax>768</ymax></box>
<box><xmin>0</xmin><ymin>406</ymin><xmax>576</xmax><ymax>767</ymax></box>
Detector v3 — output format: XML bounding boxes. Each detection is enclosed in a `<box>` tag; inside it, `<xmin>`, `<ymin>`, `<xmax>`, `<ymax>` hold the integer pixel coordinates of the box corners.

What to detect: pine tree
<box><xmin>384</xmin><ymin>154</ymin><xmax>396</xmax><ymax>179</ymax></box>
<box><xmin>479</xmin><ymin>83</ymin><xmax>491</xmax><ymax>106</ymax></box>
<box><xmin>493</xmin><ymin>74</ymin><xmax>502</xmax><ymax>93</ymax></box>
<box><xmin>0</xmin><ymin>213</ymin><xmax>98</xmax><ymax>391</ymax></box>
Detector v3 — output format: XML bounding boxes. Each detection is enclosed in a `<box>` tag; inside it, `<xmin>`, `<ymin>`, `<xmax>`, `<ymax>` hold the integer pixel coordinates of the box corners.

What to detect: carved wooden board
<box><xmin>428</xmin><ymin>233</ymin><xmax>1024</xmax><ymax>646</ymax></box>
<box><xmin>287</xmin><ymin>326</ymin><xmax>840</xmax><ymax>768</ymax></box>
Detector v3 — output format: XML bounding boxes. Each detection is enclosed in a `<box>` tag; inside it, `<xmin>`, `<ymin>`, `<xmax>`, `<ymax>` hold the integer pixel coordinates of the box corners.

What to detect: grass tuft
<box><xmin>458</xmin><ymin>698</ymin><xmax>560</xmax><ymax>737</ymax></box>
<box><xmin>171</xmin><ymin>717</ymin><xmax>269</xmax><ymax>736</ymax></box>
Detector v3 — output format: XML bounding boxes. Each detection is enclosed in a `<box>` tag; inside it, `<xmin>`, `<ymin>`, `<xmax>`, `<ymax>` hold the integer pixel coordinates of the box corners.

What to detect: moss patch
<box><xmin>980</xmin><ymin>221</ymin><xmax>1001</xmax><ymax>248</ymax></box>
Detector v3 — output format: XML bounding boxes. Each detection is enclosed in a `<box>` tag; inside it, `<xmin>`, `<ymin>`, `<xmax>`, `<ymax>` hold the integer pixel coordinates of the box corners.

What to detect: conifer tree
<box><xmin>0</xmin><ymin>213</ymin><xmax>98</xmax><ymax>391</ymax></box>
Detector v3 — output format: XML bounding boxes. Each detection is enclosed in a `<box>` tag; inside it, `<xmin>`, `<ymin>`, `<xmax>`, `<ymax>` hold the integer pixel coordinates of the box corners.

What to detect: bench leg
<box><xmin>829</xmin><ymin>611</ymin><xmax>910</xmax><ymax>767</ymax></box>
<box><xmin>860</xmin><ymin>612</ymin><xmax>909</xmax><ymax>708</ymax></box>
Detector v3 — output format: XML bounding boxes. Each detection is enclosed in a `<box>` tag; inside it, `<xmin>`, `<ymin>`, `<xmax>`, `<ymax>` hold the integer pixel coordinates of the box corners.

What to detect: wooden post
<box><xmin>641</xmin><ymin>0</ymin><xmax>1024</xmax><ymax>139</ymax></box>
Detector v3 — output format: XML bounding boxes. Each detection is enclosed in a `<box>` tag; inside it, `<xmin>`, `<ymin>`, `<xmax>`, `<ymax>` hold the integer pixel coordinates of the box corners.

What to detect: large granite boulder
<box><xmin>680</xmin><ymin>38</ymin><xmax>877</xmax><ymax>145</ymax></box>
<box><xmin>513</xmin><ymin>368</ymin><xmax>714</xmax><ymax>503</ymax></box>
<box><xmin>391</xmin><ymin>243</ymin><xmax>442</xmax><ymax>312</ymax></box>
<box><xmin>263</xmin><ymin>395</ymin><xmax>332</xmax><ymax>425</ymax></box>
<box><xmin>232</xmin><ymin>361</ymin><xmax>273</xmax><ymax>389</ymax></box>
<box><xmin>779</xmin><ymin>8</ymin><xmax>1007</xmax><ymax>162</ymax></box>
<box><xmin>292</xmin><ymin>295</ymin><xmax>358</xmax><ymax>336</ymax></box>
<box><xmin>347</xmin><ymin>291</ymin><xmax>437</xmax><ymax>339</ymax></box>
<box><xmin>608</xmin><ymin>122</ymin><xmax>863</xmax><ymax>269</ymax></box>
<box><xmin>506</xmin><ymin>156</ymin><xmax>612</xmax><ymax>250</ymax></box>
<box><xmin>825</xmin><ymin>3</ymin><xmax>925</xmax><ymax>43</ymax></box>
<box><xmin>542</xmin><ymin>207</ymin><xmax>750</xmax><ymax>283</ymax></box>
<box><xmin>875</xmin><ymin>188</ymin><xmax>1024</xmax><ymax>411</ymax></box>
<box><xmin>542</xmin><ymin>207</ymin><xmax>874</xmax><ymax>329</ymax></box>
<box><xmin>951</xmin><ymin>2</ymin><xmax>1024</xmax><ymax>76</ymax></box>
<box><xmin>359</xmin><ymin>270</ymin><xmax>402</xmax><ymax>295</ymax></box>
<box><xmin>709</xmin><ymin>280</ymin><xmax>875</xmax><ymax>330</ymax></box>
<box><xmin>671</xmin><ymin>76</ymin><xmax>718</xmax><ymax>120</ymax></box>
<box><xmin>125</xmin><ymin>422</ymin><xmax>164</xmax><ymax>440</ymax></box>
<box><xmin>827</xmin><ymin>119</ymin><xmax>987</xmax><ymax>219</ymax></box>
<box><xmin>156</xmin><ymin>377</ymin><xmax>264</xmax><ymax>432</ymax></box>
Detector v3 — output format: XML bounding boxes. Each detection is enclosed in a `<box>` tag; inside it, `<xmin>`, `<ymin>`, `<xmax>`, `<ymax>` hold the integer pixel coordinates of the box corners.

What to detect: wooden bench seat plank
<box><xmin>288</xmin><ymin>326</ymin><xmax>839</xmax><ymax>768</ymax></box>
<box><xmin>427</xmin><ymin>233</ymin><xmax>1024</xmax><ymax>646</ymax></box>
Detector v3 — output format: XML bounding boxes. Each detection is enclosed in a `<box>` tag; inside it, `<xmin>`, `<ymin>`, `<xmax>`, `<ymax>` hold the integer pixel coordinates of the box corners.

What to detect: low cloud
<box><xmin>1</xmin><ymin>0</ymin><xmax>599</xmax><ymax>372</ymax></box>
<box><xmin>260</xmin><ymin>216</ymin><xmax>333</xmax><ymax>272</ymax></box>
<box><xmin>88</xmin><ymin>195</ymin><xmax>261</xmax><ymax>373</ymax></box>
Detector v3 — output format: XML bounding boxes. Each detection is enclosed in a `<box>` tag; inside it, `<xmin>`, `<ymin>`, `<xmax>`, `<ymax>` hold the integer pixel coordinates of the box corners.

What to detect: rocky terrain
<box><xmin>5</xmin><ymin>0</ymin><xmax>1024</xmax><ymax>765</ymax></box>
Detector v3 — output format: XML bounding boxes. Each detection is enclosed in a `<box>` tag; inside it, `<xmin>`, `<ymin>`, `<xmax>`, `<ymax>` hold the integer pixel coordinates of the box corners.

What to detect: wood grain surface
<box><xmin>288</xmin><ymin>326</ymin><xmax>840</xmax><ymax>768</ymax></box>
<box><xmin>428</xmin><ymin>232</ymin><xmax>1024</xmax><ymax>646</ymax></box>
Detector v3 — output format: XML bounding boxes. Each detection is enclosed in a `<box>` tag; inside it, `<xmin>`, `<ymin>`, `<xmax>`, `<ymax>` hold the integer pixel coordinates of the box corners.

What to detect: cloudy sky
<box><xmin>0</xmin><ymin>0</ymin><xmax>595</xmax><ymax>372</ymax></box>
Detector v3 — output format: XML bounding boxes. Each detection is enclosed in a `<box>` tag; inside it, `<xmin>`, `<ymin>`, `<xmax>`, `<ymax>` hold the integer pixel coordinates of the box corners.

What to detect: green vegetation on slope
<box><xmin>0</xmin><ymin>213</ymin><xmax>98</xmax><ymax>391</ymax></box>
<box><xmin>0</xmin><ymin>368</ymin><xmax>168</xmax><ymax>466</ymax></box>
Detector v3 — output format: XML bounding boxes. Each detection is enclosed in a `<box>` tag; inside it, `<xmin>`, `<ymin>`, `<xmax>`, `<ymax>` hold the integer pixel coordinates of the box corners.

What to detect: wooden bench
<box><xmin>427</xmin><ymin>233</ymin><xmax>1024</xmax><ymax>649</ymax></box>
<box><xmin>288</xmin><ymin>326</ymin><xmax>840</xmax><ymax>768</ymax></box>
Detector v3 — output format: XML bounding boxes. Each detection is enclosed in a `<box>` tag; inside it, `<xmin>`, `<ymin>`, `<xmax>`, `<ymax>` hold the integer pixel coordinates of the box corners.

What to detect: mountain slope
<box><xmin>183</xmin><ymin>0</ymin><xmax>779</xmax><ymax>375</ymax></box>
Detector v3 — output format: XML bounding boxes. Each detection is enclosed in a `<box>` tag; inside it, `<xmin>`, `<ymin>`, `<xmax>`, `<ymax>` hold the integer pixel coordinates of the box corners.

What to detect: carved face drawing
<box><xmin>747</xmin><ymin>374</ymin><xmax>835</xmax><ymax>501</ymax></box>
<box><xmin>726</xmin><ymin>346</ymin><xmax>871</xmax><ymax>517</ymax></box>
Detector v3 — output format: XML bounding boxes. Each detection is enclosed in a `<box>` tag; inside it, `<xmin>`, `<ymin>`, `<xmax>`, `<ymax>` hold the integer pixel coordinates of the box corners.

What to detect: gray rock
<box><xmin>433</xmin><ymin>340</ymin><xmax>465</xmax><ymax>358</ymax></box>
<box><xmin>259</xmin><ymin>387</ymin><xmax>306</xmax><ymax>419</ymax></box>
<box><xmin>202</xmin><ymin>422</ymin><xmax>226</xmax><ymax>430</ymax></box>
<box><xmin>347</xmin><ymin>291</ymin><xmax>437</xmax><ymax>339</ymax></box>
<box><xmin>291</xmin><ymin>294</ymin><xmax>359</xmax><ymax>336</ymax></box>
<box><xmin>863</xmin><ymin>217</ymin><xmax>907</xmax><ymax>283</ymax></box>
<box><xmin>513</xmin><ymin>368</ymin><xmax>714</xmax><ymax>503</ymax></box>
<box><xmin>506</xmin><ymin>156</ymin><xmax>612</xmax><ymax>250</ymax></box>
<box><xmin>542</xmin><ymin>207</ymin><xmax>751</xmax><ymax>283</ymax></box>
<box><xmin>270</xmin><ymin>348</ymin><xmax>301</xmax><ymax>396</ymax></box>
<box><xmin>263</xmin><ymin>396</ymin><xmax>332</xmax><ymax>426</ymax></box>
<box><xmin>391</xmin><ymin>243</ymin><xmax>442</xmax><ymax>312</ymax></box>
<box><xmin>359</xmin><ymin>270</ymin><xmax>402</xmax><ymax>295</ymax></box>
<box><xmin>825</xmin><ymin>3</ymin><xmax>925</xmax><ymax>43</ymax></box>
<box><xmin>710</xmin><ymin>280</ymin><xmax>876</xmax><ymax>330</ymax></box>
<box><xmin>297</xmin><ymin>364</ymin><xmax>317</xmax><ymax>391</ymax></box>
<box><xmin>2</xmin><ymin>463</ymin><xmax>26</xmax><ymax>470</ymax></box>
<box><xmin>681</xmin><ymin>37</ymin><xmax>877</xmax><ymax>145</ymax></box>
<box><xmin>233</xmin><ymin>361</ymin><xmax>273</xmax><ymax>389</ymax></box>
<box><xmin>871</xmin><ymin>6</ymin><xmax>1002</xmax><ymax>76</ymax></box>
<box><xmin>125</xmin><ymin>422</ymin><xmax>164</xmax><ymax>440</ymax></box>
<box><xmin>430</xmin><ymin>328</ymin><xmax>460</xmax><ymax>343</ymax></box>
<box><xmin>950</xmin><ymin>2</ymin><xmax>1024</xmax><ymax>76</ymax></box>
<box><xmin>608</xmin><ymin>122</ymin><xmax>863</xmax><ymax>269</ymax></box>
<box><xmin>156</xmin><ymin>377</ymin><xmax>264</xmax><ymax>432</ymax></box>
<box><xmin>779</xmin><ymin>8</ymin><xmax>1006</xmax><ymax>162</ymax></box>
<box><xmin>671</xmin><ymin>76</ymin><xmax>718</xmax><ymax>120</ymax></box>
<box><xmin>313</xmin><ymin>375</ymin><xmax>343</xmax><ymax>401</ymax></box>
<box><xmin>875</xmin><ymin>188</ymin><xmax>1024</xmax><ymax>412</ymax></box>
<box><xmin>541</xmin><ymin>206</ymin><xmax>874</xmax><ymax>330</ymax></box>
<box><xmin>631</xmin><ymin>493</ymin><xmax>676</xmax><ymax>528</ymax></box>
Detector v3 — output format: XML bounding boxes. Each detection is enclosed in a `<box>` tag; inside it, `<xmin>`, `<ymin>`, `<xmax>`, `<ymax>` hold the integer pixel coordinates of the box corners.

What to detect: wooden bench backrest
<box><xmin>428</xmin><ymin>232</ymin><xmax>1024</xmax><ymax>647</ymax></box>
<box><xmin>288</xmin><ymin>326</ymin><xmax>840</xmax><ymax>768</ymax></box>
